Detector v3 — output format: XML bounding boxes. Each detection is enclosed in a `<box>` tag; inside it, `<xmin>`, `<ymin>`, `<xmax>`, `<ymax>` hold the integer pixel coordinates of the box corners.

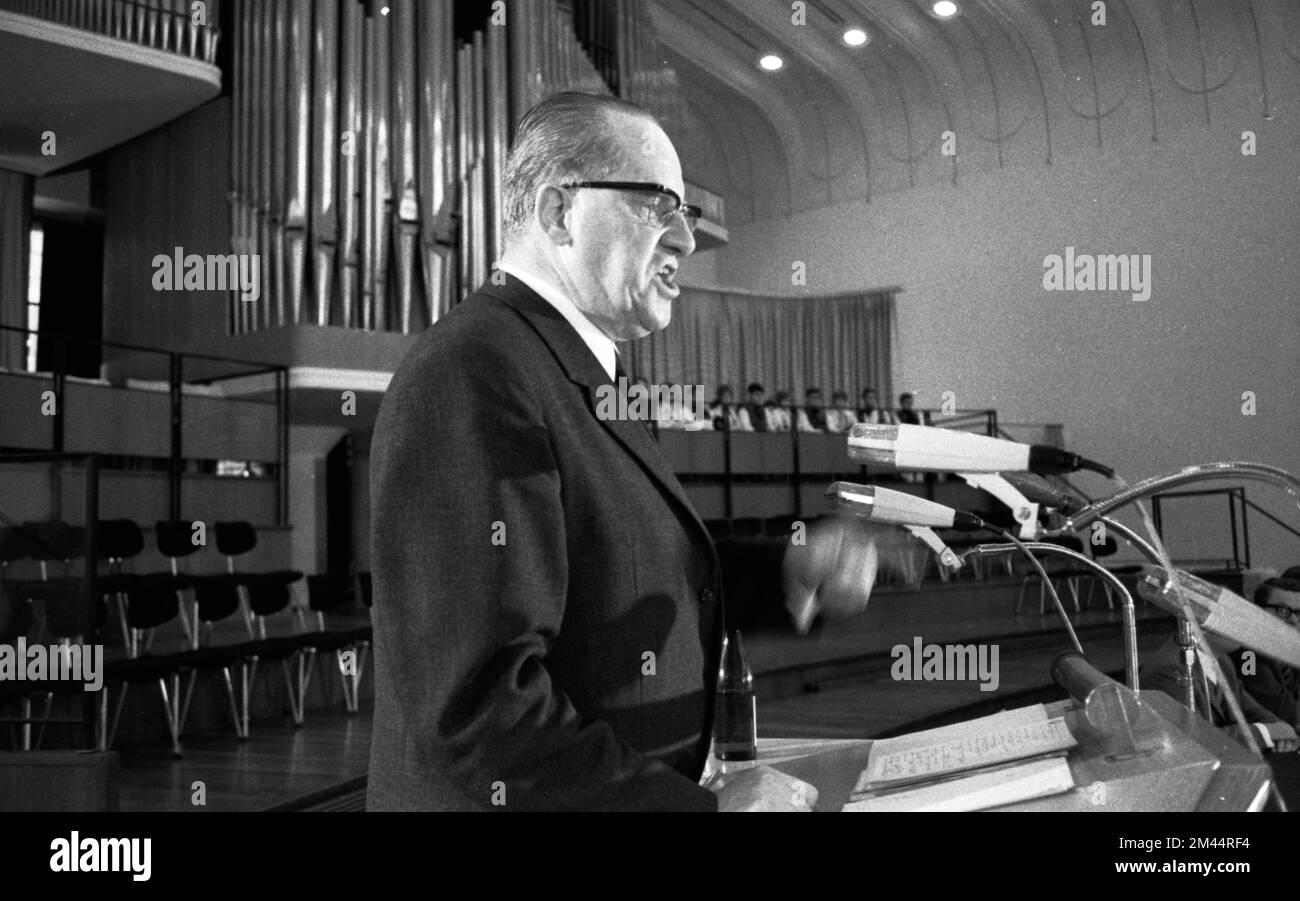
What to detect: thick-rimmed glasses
<box><xmin>561</xmin><ymin>181</ymin><xmax>702</xmax><ymax>232</ymax></box>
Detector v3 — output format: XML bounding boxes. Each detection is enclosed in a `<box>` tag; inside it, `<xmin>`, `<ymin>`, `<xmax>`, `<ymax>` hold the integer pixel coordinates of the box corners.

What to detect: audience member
<box><xmin>708</xmin><ymin>384</ymin><xmax>750</xmax><ymax>431</ymax></box>
<box><xmin>826</xmin><ymin>389</ymin><xmax>858</xmax><ymax>433</ymax></box>
<box><xmin>858</xmin><ymin>387</ymin><xmax>893</xmax><ymax>424</ymax></box>
<box><xmin>796</xmin><ymin>387</ymin><xmax>828</xmax><ymax>432</ymax></box>
<box><xmin>767</xmin><ymin>390</ymin><xmax>793</xmax><ymax>432</ymax></box>
<box><xmin>896</xmin><ymin>392</ymin><xmax>927</xmax><ymax>425</ymax></box>
<box><xmin>1234</xmin><ymin>577</ymin><xmax>1300</xmax><ymax>724</ymax></box>
<box><xmin>1145</xmin><ymin>631</ymin><xmax>1299</xmax><ymax>752</ymax></box>
<box><xmin>743</xmin><ymin>382</ymin><xmax>768</xmax><ymax>432</ymax></box>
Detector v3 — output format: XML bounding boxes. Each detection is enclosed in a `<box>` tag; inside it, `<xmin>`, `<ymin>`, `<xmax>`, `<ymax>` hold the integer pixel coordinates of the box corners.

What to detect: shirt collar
<box><xmin>497</xmin><ymin>262</ymin><xmax>618</xmax><ymax>382</ymax></box>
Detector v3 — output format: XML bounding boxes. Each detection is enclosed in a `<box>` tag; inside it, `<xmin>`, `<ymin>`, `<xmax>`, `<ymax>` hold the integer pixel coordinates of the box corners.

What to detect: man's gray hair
<box><xmin>502</xmin><ymin>92</ymin><xmax>658</xmax><ymax>241</ymax></box>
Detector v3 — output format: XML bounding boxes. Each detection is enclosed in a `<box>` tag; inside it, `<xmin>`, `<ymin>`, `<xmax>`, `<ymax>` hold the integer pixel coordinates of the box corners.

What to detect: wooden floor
<box><xmin>110</xmin><ymin>575</ymin><xmax>1179</xmax><ymax>811</ymax></box>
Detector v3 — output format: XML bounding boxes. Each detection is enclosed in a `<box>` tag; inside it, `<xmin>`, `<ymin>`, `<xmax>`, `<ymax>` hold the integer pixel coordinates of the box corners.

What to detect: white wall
<box><xmin>713</xmin><ymin>125</ymin><xmax>1300</xmax><ymax>569</ymax></box>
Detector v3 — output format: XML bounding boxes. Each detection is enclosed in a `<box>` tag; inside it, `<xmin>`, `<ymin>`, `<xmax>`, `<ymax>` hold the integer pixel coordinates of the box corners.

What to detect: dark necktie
<box><xmin>613</xmin><ymin>356</ymin><xmax>655</xmax><ymax>438</ymax></box>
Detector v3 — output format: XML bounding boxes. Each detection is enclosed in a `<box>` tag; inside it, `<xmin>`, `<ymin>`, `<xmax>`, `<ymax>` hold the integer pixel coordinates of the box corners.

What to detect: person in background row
<box><xmin>1234</xmin><ymin>577</ymin><xmax>1300</xmax><ymax>725</ymax></box>
<box><xmin>796</xmin><ymin>387</ymin><xmax>828</xmax><ymax>432</ymax></box>
<box><xmin>826</xmin><ymin>389</ymin><xmax>858</xmax><ymax>433</ymax></box>
<box><xmin>767</xmin><ymin>390</ymin><xmax>793</xmax><ymax>432</ymax></box>
<box><xmin>1145</xmin><ymin>630</ymin><xmax>1299</xmax><ymax>753</ymax></box>
<box><xmin>708</xmin><ymin>384</ymin><xmax>749</xmax><ymax>431</ymax></box>
<box><xmin>896</xmin><ymin>392</ymin><xmax>926</xmax><ymax>425</ymax></box>
<box><xmin>744</xmin><ymin>382</ymin><xmax>768</xmax><ymax>433</ymax></box>
<box><xmin>858</xmin><ymin>387</ymin><xmax>893</xmax><ymax>425</ymax></box>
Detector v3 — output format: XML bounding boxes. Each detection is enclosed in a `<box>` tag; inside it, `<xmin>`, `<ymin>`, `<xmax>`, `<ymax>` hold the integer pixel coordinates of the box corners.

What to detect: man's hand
<box><xmin>1268</xmin><ymin>722</ymin><xmax>1299</xmax><ymax>753</ymax></box>
<box><xmin>710</xmin><ymin>765</ymin><xmax>819</xmax><ymax>812</ymax></box>
<box><xmin>782</xmin><ymin>516</ymin><xmax>900</xmax><ymax>633</ymax></box>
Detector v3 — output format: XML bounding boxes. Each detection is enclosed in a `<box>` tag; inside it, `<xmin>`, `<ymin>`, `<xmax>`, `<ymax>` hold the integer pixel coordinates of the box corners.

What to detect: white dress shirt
<box><xmin>497</xmin><ymin>262</ymin><xmax>617</xmax><ymax>381</ymax></box>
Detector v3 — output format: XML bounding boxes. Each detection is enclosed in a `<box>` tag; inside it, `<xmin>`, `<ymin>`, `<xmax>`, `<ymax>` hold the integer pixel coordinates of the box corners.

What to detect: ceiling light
<box><xmin>843</xmin><ymin>28</ymin><xmax>868</xmax><ymax>47</ymax></box>
<box><xmin>932</xmin><ymin>1</ymin><xmax>958</xmax><ymax>17</ymax></box>
<box><xmin>759</xmin><ymin>54</ymin><xmax>784</xmax><ymax>71</ymax></box>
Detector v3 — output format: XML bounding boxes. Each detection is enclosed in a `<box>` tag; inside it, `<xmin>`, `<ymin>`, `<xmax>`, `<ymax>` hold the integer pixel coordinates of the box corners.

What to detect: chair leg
<box><xmin>20</xmin><ymin>697</ymin><xmax>31</xmax><ymax>751</ymax></box>
<box><xmin>34</xmin><ymin>691</ymin><xmax>54</xmax><ymax>749</ymax></box>
<box><xmin>1016</xmin><ymin>577</ymin><xmax>1030</xmax><ymax>613</ymax></box>
<box><xmin>157</xmin><ymin>674</ymin><xmax>183</xmax><ymax>757</ymax></box>
<box><xmin>281</xmin><ymin>656</ymin><xmax>304</xmax><ymax>727</ymax></box>
<box><xmin>107</xmin><ymin>683</ymin><xmax>130</xmax><ymax>748</ymax></box>
<box><xmin>179</xmin><ymin>669</ymin><xmax>199</xmax><ymax>734</ymax></box>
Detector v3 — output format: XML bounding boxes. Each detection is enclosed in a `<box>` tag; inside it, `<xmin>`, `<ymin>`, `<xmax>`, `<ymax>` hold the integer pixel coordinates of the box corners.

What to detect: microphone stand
<box><xmin>965</xmin><ymin>539</ymin><xmax>1140</xmax><ymax>691</ymax></box>
<box><xmin>1062</xmin><ymin>462</ymin><xmax>1300</xmax><ymax>531</ymax></box>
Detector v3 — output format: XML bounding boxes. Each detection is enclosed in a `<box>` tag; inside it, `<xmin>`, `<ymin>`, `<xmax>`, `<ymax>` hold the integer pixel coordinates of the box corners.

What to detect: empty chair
<box><xmin>213</xmin><ymin>521</ymin><xmax>303</xmax><ymax>637</ymax></box>
<box><xmin>303</xmin><ymin>574</ymin><xmax>373</xmax><ymax>716</ymax></box>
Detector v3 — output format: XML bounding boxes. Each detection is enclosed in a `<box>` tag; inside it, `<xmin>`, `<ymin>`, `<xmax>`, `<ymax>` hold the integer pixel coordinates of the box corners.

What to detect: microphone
<box><xmin>1137</xmin><ymin>567</ymin><xmax>1300</xmax><ymax>669</ymax></box>
<box><xmin>847</xmin><ymin>424</ymin><xmax>1112</xmax><ymax>477</ymax></box>
<box><xmin>999</xmin><ymin>471</ymin><xmax>1087</xmax><ymax>515</ymax></box>
<box><xmin>824</xmin><ymin>482</ymin><xmax>984</xmax><ymax>531</ymax></box>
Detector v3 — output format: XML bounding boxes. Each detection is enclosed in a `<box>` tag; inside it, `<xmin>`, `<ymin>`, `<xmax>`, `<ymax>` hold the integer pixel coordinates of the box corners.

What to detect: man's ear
<box><xmin>536</xmin><ymin>185</ymin><xmax>573</xmax><ymax>245</ymax></box>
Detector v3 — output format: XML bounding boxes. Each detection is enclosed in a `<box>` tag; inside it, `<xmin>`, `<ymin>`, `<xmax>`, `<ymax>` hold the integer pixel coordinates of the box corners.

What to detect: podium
<box><xmin>706</xmin><ymin>691</ymin><xmax>1271</xmax><ymax>812</ymax></box>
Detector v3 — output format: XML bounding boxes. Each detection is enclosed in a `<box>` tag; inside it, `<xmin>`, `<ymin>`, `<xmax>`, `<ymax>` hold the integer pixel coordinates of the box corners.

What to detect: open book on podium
<box><xmin>763</xmin><ymin>690</ymin><xmax>1270</xmax><ymax>811</ymax></box>
<box><xmin>844</xmin><ymin>704</ymin><xmax>1077</xmax><ymax>812</ymax></box>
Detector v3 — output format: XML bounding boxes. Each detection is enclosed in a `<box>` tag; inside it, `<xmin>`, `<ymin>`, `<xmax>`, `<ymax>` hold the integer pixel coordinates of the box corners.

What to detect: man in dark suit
<box><xmin>367</xmin><ymin>92</ymin><xmax>819</xmax><ymax>811</ymax></box>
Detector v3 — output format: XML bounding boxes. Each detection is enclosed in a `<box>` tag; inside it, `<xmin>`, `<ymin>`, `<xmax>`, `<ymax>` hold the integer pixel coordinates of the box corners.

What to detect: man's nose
<box><xmin>662</xmin><ymin>213</ymin><xmax>695</xmax><ymax>256</ymax></box>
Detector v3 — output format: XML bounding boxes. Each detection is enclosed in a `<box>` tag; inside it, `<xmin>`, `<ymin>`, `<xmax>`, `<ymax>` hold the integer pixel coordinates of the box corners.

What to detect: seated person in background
<box><xmin>654</xmin><ymin>383</ymin><xmax>704</xmax><ymax>430</ymax></box>
<box><xmin>825</xmin><ymin>389</ymin><xmax>858</xmax><ymax>433</ymax></box>
<box><xmin>858</xmin><ymin>387</ymin><xmax>893</xmax><ymax>424</ymax></box>
<box><xmin>1144</xmin><ymin>631</ymin><xmax>1299</xmax><ymax>753</ymax></box>
<box><xmin>707</xmin><ymin>384</ymin><xmax>750</xmax><ymax>431</ymax></box>
<box><xmin>743</xmin><ymin>382</ymin><xmax>768</xmax><ymax>432</ymax></box>
<box><xmin>1234</xmin><ymin>577</ymin><xmax>1300</xmax><ymax>725</ymax></box>
<box><xmin>796</xmin><ymin>387</ymin><xmax>828</xmax><ymax>432</ymax></box>
<box><xmin>767</xmin><ymin>390</ymin><xmax>793</xmax><ymax>432</ymax></box>
<box><xmin>896</xmin><ymin>392</ymin><xmax>928</xmax><ymax>426</ymax></box>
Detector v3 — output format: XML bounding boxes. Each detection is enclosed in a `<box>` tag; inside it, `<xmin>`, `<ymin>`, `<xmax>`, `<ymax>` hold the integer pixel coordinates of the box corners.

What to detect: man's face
<box><xmin>555</xmin><ymin>115</ymin><xmax>695</xmax><ymax>341</ymax></box>
<box><xmin>719</xmin><ymin>388</ymin><xmax>734</xmax><ymax>404</ymax></box>
<box><xmin>807</xmin><ymin>392</ymin><xmax>823</xmax><ymax>407</ymax></box>
<box><xmin>863</xmin><ymin>391</ymin><xmax>876</xmax><ymax>407</ymax></box>
<box><xmin>1264</xmin><ymin>592</ymin><xmax>1300</xmax><ymax>629</ymax></box>
<box><xmin>900</xmin><ymin>396</ymin><xmax>914</xmax><ymax>410</ymax></box>
<box><xmin>749</xmin><ymin>389</ymin><xmax>765</xmax><ymax>405</ymax></box>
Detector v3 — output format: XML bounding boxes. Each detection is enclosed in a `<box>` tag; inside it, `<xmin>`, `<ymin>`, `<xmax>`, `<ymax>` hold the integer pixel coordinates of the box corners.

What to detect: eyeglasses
<box><xmin>561</xmin><ymin>181</ymin><xmax>702</xmax><ymax>232</ymax></box>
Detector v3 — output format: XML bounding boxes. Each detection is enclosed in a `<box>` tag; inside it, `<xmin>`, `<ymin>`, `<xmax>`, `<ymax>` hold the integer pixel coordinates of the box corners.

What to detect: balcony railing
<box><xmin>0</xmin><ymin>0</ymin><xmax>220</xmax><ymax>63</ymax></box>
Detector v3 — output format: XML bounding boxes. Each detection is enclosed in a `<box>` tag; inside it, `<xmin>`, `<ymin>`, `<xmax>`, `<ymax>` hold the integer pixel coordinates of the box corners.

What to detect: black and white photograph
<box><xmin>0</xmin><ymin>0</ymin><xmax>1297</xmax><ymax>882</ymax></box>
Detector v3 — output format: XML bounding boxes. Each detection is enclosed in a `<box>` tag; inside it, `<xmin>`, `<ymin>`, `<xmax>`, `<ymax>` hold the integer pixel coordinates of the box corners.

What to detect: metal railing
<box><xmin>0</xmin><ymin>324</ymin><xmax>288</xmax><ymax>525</ymax></box>
<box><xmin>0</xmin><ymin>0</ymin><xmax>221</xmax><ymax>63</ymax></box>
<box><xmin>1151</xmin><ymin>487</ymin><xmax>1249</xmax><ymax>570</ymax></box>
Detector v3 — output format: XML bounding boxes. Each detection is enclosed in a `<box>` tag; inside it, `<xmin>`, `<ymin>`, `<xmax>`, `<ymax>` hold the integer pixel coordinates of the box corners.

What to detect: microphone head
<box><xmin>999</xmin><ymin>471</ymin><xmax>1085</xmax><ymax>515</ymax></box>
<box><xmin>847</xmin><ymin>423</ymin><xmax>1030</xmax><ymax>473</ymax></box>
<box><xmin>1137</xmin><ymin>567</ymin><xmax>1300</xmax><ymax>669</ymax></box>
<box><xmin>825</xmin><ymin>481</ymin><xmax>983</xmax><ymax>531</ymax></box>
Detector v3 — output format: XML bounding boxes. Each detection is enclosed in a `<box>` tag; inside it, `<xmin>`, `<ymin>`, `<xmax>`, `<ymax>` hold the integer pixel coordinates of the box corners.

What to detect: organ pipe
<box><xmin>227</xmin><ymin>0</ymin><xmax>681</xmax><ymax>336</ymax></box>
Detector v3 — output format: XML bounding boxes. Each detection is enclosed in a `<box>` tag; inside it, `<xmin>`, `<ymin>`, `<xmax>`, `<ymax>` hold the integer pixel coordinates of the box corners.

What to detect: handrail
<box><xmin>0</xmin><ymin>326</ymin><xmax>289</xmax><ymax>526</ymax></box>
<box><xmin>1241</xmin><ymin>495</ymin><xmax>1300</xmax><ymax>541</ymax></box>
<box><xmin>0</xmin><ymin>0</ymin><xmax>221</xmax><ymax>64</ymax></box>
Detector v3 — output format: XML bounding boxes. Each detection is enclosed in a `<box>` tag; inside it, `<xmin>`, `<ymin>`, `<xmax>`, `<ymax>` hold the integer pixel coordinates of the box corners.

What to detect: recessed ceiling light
<box><xmin>843</xmin><ymin>28</ymin><xmax>869</xmax><ymax>47</ymax></box>
<box><xmin>759</xmin><ymin>54</ymin><xmax>784</xmax><ymax>71</ymax></box>
<box><xmin>380</xmin><ymin>6</ymin><xmax>390</xmax><ymax>14</ymax></box>
<box><xmin>932</xmin><ymin>1</ymin><xmax>958</xmax><ymax>17</ymax></box>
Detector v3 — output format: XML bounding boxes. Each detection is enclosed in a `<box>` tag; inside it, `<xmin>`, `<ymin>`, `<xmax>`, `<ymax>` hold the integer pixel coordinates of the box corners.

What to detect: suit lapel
<box><xmin>481</xmin><ymin>277</ymin><xmax>718</xmax><ymax>565</ymax></box>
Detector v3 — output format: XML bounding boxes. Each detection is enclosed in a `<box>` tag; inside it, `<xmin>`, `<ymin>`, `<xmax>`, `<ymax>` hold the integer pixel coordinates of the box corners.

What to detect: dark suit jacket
<box><xmin>1143</xmin><ymin>638</ymin><xmax>1282</xmax><ymax>728</ymax></box>
<box><xmin>367</xmin><ymin>275</ymin><xmax>724</xmax><ymax>811</ymax></box>
<box><xmin>1233</xmin><ymin>650</ymin><xmax>1299</xmax><ymax>725</ymax></box>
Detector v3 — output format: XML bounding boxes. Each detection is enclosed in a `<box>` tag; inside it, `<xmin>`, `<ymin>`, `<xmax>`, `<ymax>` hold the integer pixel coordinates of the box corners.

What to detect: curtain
<box><xmin>0</xmin><ymin>168</ymin><xmax>34</xmax><ymax>371</ymax></box>
<box><xmin>623</xmin><ymin>287</ymin><xmax>897</xmax><ymax>406</ymax></box>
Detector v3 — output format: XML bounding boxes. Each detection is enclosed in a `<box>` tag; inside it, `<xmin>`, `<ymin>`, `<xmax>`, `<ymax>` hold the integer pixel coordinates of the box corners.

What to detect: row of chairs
<box><xmin>0</xmin><ymin>518</ymin><xmax>372</xmax><ymax>756</ymax></box>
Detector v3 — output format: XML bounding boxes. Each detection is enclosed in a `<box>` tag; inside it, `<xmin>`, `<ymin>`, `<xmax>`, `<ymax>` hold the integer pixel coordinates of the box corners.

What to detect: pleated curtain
<box><xmin>623</xmin><ymin>288</ymin><xmax>897</xmax><ymax>404</ymax></box>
